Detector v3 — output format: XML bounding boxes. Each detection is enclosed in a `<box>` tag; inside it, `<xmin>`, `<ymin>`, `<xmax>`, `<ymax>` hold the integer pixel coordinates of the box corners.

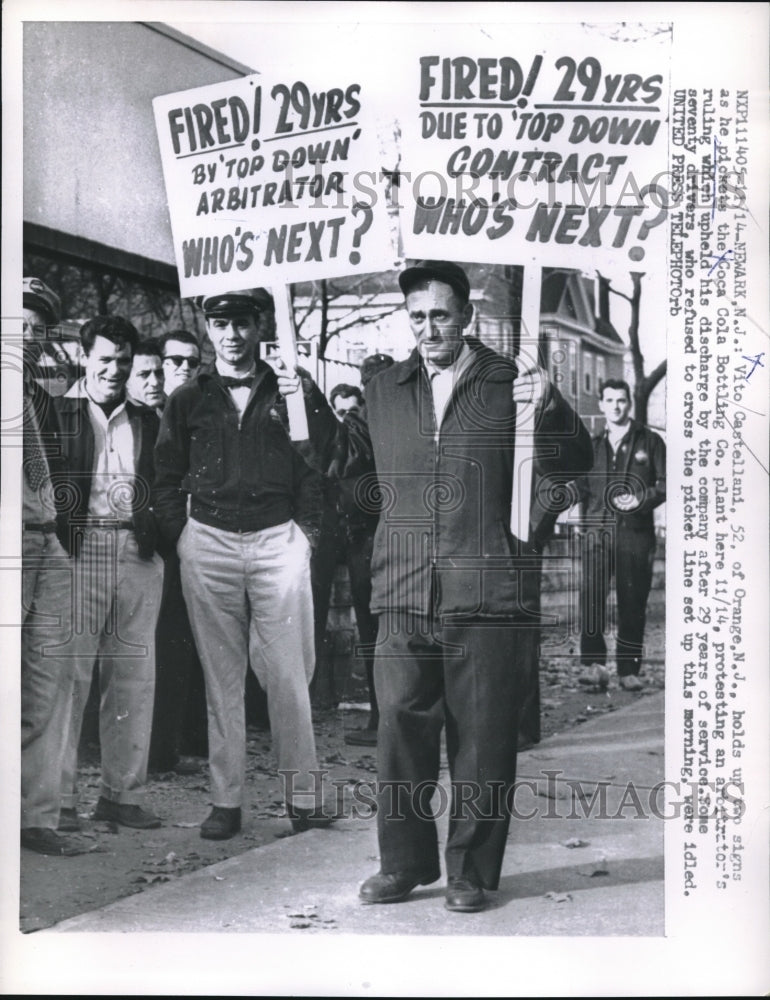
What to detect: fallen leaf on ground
<box><xmin>561</xmin><ymin>838</ymin><xmax>588</xmax><ymax>848</ymax></box>
<box><xmin>544</xmin><ymin>891</ymin><xmax>572</xmax><ymax>903</ymax></box>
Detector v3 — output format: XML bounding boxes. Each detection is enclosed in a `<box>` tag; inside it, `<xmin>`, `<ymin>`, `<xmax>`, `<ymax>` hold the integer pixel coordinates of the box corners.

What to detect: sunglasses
<box><xmin>163</xmin><ymin>355</ymin><xmax>201</xmax><ymax>369</ymax></box>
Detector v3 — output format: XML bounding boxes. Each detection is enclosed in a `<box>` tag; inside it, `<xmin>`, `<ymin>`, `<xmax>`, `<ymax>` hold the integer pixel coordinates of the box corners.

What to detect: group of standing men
<box><xmin>20</xmin><ymin>282</ymin><xmax>209</xmax><ymax>854</ymax></box>
<box><xmin>20</xmin><ymin>260</ymin><xmax>664</xmax><ymax>914</ymax></box>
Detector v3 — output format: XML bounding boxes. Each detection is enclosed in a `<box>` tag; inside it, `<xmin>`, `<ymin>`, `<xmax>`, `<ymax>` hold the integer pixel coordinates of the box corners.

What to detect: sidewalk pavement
<box><xmin>50</xmin><ymin>691</ymin><xmax>664</xmax><ymax>936</ymax></box>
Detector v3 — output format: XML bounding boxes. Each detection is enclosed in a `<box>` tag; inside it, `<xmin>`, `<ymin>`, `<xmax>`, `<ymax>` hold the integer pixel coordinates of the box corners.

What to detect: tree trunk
<box><xmin>619</xmin><ymin>271</ymin><xmax>667</xmax><ymax>426</ymax></box>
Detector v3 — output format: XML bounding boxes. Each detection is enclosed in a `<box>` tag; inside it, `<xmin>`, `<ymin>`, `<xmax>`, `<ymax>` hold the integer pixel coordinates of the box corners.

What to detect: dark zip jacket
<box><xmin>364</xmin><ymin>339</ymin><xmax>593</xmax><ymax>619</ymax></box>
<box><xmin>578</xmin><ymin>420</ymin><xmax>666</xmax><ymax>534</ymax></box>
<box><xmin>152</xmin><ymin>360</ymin><xmax>335</xmax><ymax>545</ymax></box>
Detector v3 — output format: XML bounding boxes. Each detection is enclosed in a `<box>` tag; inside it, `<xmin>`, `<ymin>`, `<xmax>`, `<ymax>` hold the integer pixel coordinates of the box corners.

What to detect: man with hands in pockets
<box><xmin>153</xmin><ymin>287</ymin><xmax>337</xmax><ymax>840</ymax></box>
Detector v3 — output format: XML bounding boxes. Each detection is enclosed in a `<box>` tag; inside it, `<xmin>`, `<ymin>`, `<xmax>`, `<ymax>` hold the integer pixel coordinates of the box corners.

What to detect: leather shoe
<box><xmin>21</xmin><ymin>827</ymin><xmax>92</xmax><ymax>857</ymax></box>
<box><xmin>92</xmin><ymin>797</ymin><xmax>162</xmax><ymax>829</ymax></box>
<box><xmin>619</xmin><ymin>674</ymin><xmax>644</xmax><ymax>691</ymax></box>
<box><xmin>359</xmin><ymin>869</ymin><xmax>439</xmax><ymax>904</ymax></box>
<box><xmin>287</xmin><ymin>805</ymin><xmax>336</xmax><ymax>833</ymax></box>
<box><xmin>445</xmin><ymin>876</ymin><xmax>486</xmax><ymax>912</ymax></box>
<box><xmin>57</xmin><ymin>807</ymin><xmax>82</xmax><ymax>832</ymax></box>
<box><xmin>200</xmin><ymin>806</ymin><xmax>241</xmax><ymax>840</ymax></box>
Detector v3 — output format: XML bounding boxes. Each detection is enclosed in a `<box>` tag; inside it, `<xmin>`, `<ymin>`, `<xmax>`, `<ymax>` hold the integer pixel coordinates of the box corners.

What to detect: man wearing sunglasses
<box><xmin>149</xmin><ymin>329</ymin><xmax>208</xmax><ymax>776</ymax></box>
<box><xmin>159</xmin><ymin>330</ymin><xmax>201</xmax><ymax>398</ymax></box>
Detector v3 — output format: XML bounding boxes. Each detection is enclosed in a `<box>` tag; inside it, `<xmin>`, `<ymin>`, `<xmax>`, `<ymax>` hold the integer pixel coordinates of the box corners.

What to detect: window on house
<box><xmin>596</xmin><ymin>356</ymin><xmax>605</xmax><ymax>394</ymax></box>
<box><xmin>584</xmin><ymin>353</ymin><xmax>593</xmax><ymax>394</ymax></box>
<box><xmin>569</xmin><ymin>341</ymin><xmax>577</xmax><ymax>397</ymax></box>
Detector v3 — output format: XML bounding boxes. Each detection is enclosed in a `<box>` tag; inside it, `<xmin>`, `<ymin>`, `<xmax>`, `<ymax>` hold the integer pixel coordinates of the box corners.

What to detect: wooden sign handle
<box><xmin>272</xmin><ymin>285</ymin><xmax>309</xmax><ymax>442</ymax></box>
<box><xmin>509</xmin><ymin>266</ymin><xmax>540</xmax><ymax>541</ymax></box>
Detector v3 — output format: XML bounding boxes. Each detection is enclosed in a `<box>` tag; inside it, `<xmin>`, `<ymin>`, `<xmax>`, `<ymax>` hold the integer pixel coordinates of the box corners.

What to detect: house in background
<box><xmin>536</xmin><ymin>270</ymin><xmax>628</xmax><ymax>436</ymax></box>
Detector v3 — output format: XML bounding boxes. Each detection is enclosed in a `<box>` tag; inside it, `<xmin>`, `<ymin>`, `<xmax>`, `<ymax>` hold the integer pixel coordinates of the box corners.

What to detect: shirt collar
<box><xmin>215</xmin><ymin>359</ymin><xmax>257</xmax><ymax>380</ymax></box>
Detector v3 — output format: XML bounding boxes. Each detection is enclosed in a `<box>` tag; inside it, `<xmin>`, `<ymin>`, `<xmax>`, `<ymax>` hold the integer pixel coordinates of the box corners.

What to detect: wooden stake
<box><xmin>272</xmin><ymin>285</ymin><xmax>309</xmax><ymax>441</ymax></box>
<box><xmin>510</xmin><ymin>266</ymin><xmax>541</xmax><ymax>540</ymax></box>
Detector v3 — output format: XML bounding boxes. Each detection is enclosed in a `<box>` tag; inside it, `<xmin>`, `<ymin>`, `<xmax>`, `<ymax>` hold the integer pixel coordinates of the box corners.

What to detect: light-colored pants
<box><xmin>21</xmin><ymin>530</ymin><xmax>76</xmax><ymax>829</ymax></box>
<box><xmin>179</xmin><ymin>518</ymin><xmax>318</xmax><ymax>808</ymax></box>
<box><xmin>59</xmin><ymin>528</ymin><xmax>164</xmax><ymax>807</ymax></box>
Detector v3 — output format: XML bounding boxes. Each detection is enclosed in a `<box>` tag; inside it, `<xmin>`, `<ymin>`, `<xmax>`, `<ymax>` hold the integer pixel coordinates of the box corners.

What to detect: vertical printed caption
<box><xmin>668</xmin><ymin>86</ymin><xmax>765</xmax><ymax>900</ymax></box>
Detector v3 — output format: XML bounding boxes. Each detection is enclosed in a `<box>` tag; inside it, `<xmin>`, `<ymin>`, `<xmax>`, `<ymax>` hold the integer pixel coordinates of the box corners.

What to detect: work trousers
<box><xmin>59</xmin><ymin>528</ymin><xmax>163</xmax><ymax>807</ymax></box>
<box><xmin>21</xmin><ymin>529</ymin><xmax>75</xmax><ymax>829</ymax></box>
<box><xmin>179</xmin><ymin>518</ymin><xmax>318</xmax><ymax>808</ymax></box>
<box><xmin>313</xmin><ymin>520</ymin><xmax>379</xmax><ymax>717</ymax></box>
<box><xmin>580</xmin><ymin>525</ymin><xmax>657</xmax><ymax>675</ymax></box>
<box><xmin>149</xmin><ymin>551</ymin><xmax>208</xmax><ymax>769</ymax></box>
<box><xmin>374</xmin><ymin>612</ymin><xmax>525</xmax><ymax>890</ymax></box>
<box><xmin>346</xmin><ymin>531</ymin><xmax>380</xmax><ymax>722</ymax></box>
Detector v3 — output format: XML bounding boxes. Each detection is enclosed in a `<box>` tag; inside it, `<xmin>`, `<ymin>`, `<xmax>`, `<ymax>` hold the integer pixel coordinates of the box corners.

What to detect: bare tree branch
<box><xmin>597</xmin><ymin>270</ymin><xmax>664</xmax><ymax>426</ymax></box>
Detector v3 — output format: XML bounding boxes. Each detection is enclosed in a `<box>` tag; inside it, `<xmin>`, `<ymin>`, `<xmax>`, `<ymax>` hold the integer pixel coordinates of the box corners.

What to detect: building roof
<box><xmin>540</xmin><ymin>270</ymin><xmax>623</xmax><ymax>344</ymax></box>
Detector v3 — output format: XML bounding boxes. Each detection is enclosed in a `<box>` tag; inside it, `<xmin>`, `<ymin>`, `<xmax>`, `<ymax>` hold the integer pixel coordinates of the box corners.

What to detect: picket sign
<box><xmin>272</xmin><ymin>286</ymin><xmax>309</xmax><ymax>441</ymax></box>
<box><xmin>151</xmin><ymin>71</ymin><xmax>392</xmax><ymax>444</ymax></box>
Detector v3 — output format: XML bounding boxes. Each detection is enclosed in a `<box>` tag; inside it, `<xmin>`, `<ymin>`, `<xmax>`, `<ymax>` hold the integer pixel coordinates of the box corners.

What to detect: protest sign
<box><xmin>398</xmin><ymin>24</ymin><xmax>671</xmax><ymax>538</ymax></box>
<box><xmin>400</xmin><ymin>23</ymin><xmax>670</xmax><ymax>275</ymax></box>
<box><xmin>3</xmin><ymin>5</ymin><xmax>768</xmax><ymax>998</ymax></box>
<box><xmin>153</xmin><ymin>70</ymin><xmax>393</xmax><ymax>436</ymax></box>
<box><xmin>153</xmin><ymin>71</ymin><xmax>393</xmax><ymax>295</ymax></box>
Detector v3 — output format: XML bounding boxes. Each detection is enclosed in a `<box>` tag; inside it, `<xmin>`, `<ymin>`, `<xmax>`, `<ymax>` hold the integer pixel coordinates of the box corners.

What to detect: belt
<box><xmin>83</xmin><ymin>519</ymin><xmax>134</xmax><ymax>530</ymax></box>
<box><xmin>24</xmin><ymin>521</ymin><xmax>57</xmax><ymax>533</ymax></box>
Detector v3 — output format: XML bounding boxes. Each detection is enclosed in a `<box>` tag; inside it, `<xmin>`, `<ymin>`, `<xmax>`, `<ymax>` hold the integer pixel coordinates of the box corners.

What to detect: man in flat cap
<box><xmin>153</xmin><ymin>287</ymin><xmax>338</xmax><ymax>839</ymax></box>
<box><xmin>23</xmin><ymin>277</ymin><xmax>80</xmax><ymax>392</ymax></box>
<box><xmin>20</xmin><ymin>278</ymin><xmax>91</xmax><ymax>855</ymax></box>
<box><xmin>282</xmin><ymin>261</ymin><xmax>592</xmax><ymax>911</ymax></box>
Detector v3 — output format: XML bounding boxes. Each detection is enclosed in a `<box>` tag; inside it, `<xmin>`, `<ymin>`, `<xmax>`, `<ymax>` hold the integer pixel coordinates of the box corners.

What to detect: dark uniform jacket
<box><xmin>327</xmin><ymin>410</ymin><xmax>379</xmax><ymax>542</ymax></box>
<box><xmin>364</xmin><ymin>339</ymin><xmax>593</xmax><ymax>620</ymax></box>
<box><xmin>152</xmin><ymin>360</ymin><xmax>334</xmax><ymax>547</ymax></box>
<box><xmin>578</xmin><ymin>420</ymin><xmax>666</xmax><ymax>534</ymax></box>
